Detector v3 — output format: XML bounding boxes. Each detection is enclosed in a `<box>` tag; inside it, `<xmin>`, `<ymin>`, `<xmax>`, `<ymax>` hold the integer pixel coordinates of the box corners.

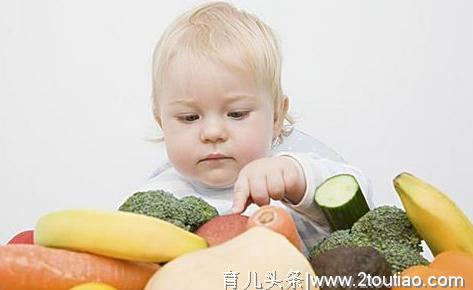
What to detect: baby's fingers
<box><xmin>266</xmin><ymin>171</ymin><xmax>286</xmax><ymax>200</ymax></box>
<box><xmin>249</xmin><ymin>175</ymin><xmax>270</xmax><ymax>206</ymax></box>
<box><xmin>232</xmin><ymin>176</ymin><xmax>250</xmax><ymax>214</ymax></box>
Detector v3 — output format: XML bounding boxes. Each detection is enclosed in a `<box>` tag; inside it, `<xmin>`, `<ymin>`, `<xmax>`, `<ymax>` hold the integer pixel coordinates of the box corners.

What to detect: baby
<box><xmin>138</xmin><ymin>1</ymin><xmax>372</xmax><ymax>252</ymax></box>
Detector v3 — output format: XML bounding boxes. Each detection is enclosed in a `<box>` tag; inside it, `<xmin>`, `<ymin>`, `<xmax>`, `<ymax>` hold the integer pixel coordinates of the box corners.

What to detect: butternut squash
<box><xmin>145</xmin><ymin>227</ymin><xmax>317</xmax><ymax>290</ymax></box>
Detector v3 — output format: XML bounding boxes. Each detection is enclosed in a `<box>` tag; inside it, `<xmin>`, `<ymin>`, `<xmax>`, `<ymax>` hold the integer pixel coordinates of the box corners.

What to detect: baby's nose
<box><xmin>200</xmin><ymin>119</ymin><xmax>228</xmax><ymax>143</ymax></box>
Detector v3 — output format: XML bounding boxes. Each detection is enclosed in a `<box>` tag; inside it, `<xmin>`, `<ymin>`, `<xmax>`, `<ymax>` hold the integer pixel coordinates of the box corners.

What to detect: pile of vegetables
<box><xmin>309</xmin><ymin>206</ymin><xmax>429</xmax><ymax>274</ymax></box>
<box><xmin>0</xmin><ymin>190</ymin><xmax>220</xmax><ymax>290</ymax></box>
<box><xmin>309</xmin><ymin>172</ymin><xmax>472</xmax><ymax>277</ymax></box>
<box><xmin>1</xmin><ymin>173</ymin><xmax>472</xmax><ymax>290</ymax></box>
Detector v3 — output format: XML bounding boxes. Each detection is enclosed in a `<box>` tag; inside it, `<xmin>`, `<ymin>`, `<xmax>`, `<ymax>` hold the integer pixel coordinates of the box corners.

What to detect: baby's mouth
<box><xmin>199</xmin><ymin>157</ymin><xmax>233</xmax><ymax>162</ymax></box>
<box><xmin>199</xmin><ymin>153</ymin><xmax>234</xmax><ymax>163</ymax></box>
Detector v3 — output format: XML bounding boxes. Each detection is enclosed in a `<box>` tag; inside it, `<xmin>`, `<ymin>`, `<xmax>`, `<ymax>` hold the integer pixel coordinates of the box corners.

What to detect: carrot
<box><xmin>246</xmin><ymin>205</ymin><xmax>302</xmax><ymax>251</ymax></box>
<box><xmin>0</xmin><ymin>244</ymin><xmax>159</xmax><ymax>290</ymax></box>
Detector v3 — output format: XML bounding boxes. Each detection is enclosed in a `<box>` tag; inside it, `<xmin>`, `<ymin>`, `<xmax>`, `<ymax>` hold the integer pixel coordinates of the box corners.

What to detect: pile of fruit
<box><xmin>1</xmin><ymin>172</ymin><xmax>472</xmax><ymax>290</ymax></box>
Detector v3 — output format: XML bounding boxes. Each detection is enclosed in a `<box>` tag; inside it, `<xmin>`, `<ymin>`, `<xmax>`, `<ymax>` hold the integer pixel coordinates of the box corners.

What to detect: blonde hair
<box><xmin>151</xmin><ymin>1</ymin><xmax>294</xmax><ymax>141</ymax></box>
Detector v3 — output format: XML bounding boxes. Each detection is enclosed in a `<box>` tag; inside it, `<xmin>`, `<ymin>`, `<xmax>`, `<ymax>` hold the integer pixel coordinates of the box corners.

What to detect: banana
<box><xmin>394</xmin><ymin>172</ymin><xmax>473</xmax><ymax>256</ymax></box>
<box><xmin>35</xmin><ymin>209</ymin><xmax>207</xmax><ymax>263</ymax></box>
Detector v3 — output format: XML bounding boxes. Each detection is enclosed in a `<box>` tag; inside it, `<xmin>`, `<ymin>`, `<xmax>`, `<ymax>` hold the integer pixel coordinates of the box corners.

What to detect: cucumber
<box><xmin>314</xmin><ymin>174</ymin><xmax>370</xmax><ymax>230</ymax></box>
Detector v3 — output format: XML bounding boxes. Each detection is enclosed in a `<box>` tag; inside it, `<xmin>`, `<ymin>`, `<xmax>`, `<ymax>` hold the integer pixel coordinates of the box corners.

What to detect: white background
<box><xmin>1</xmin><ymin>0</ymin><xmax>472</xmax><ymax>249</ymax></box>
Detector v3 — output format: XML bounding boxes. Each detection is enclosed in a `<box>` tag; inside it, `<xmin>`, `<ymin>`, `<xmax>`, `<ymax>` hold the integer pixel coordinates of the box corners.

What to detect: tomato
<box><xmin>7</xmin><ymin>229</ymin><xmax>34</xmax><ymax>244</ymax></box>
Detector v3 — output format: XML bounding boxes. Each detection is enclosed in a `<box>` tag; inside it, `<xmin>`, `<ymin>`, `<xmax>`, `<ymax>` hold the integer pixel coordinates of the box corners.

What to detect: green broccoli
<box><xmin>351</xmin><ymin>206</ymin><xmax>423</xmax><ymax>252</ymax></box>
<box><xmin>309</xmin><ymin>206</ymin><xmax>429</xmax><ymax>274</ymax></box>
<box><xmin>119</xmin><ymin>190</ymin><xmax>187</xmax><ymax>228</ymax></box>
<box><xmin>309</xmin><ymin>230</ymin><xmax>352</xmax><ymax>258</ymax></box>
<box><xmin>349</xmin><ymin>236</ymin><xmax>429</xmax><ymax>274</ymax></box>
<box><xmin>180</xmin><ymin>196</ymin><xmax>219</xmax><ymax>232</ymax></box>
<box><xmin>378</xmin><ymin>241</ymin><xmax>429</xmax><ymax>274</ymax></box>
<box><xmin>118</xmin><ymin>190</ymin><xmax>218</xmax><ymax>232</ymax></box>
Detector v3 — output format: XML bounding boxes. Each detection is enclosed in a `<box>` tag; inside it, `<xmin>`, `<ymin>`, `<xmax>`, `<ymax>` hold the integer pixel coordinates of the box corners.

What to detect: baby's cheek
<box><xmin>169</xmin><ymin>150</ymin><xmax>185</xmax><ymax>168</ymax></box>
<box><xmin>165</xmin><ymin>136</ymin><xmax>196</xmax><ymax>173</ymax></box>
<box><xmin>236</xmin><ymin>130</ymin><xmax>272</xmax><ymax>162</ymax></box>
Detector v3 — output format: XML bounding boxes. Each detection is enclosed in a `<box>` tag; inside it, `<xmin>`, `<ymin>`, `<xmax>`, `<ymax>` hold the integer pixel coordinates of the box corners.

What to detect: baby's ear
<box><xmin>273</xmin><ymin>95</ymin><xmax>289</xmax><ymax>136</ymax></box>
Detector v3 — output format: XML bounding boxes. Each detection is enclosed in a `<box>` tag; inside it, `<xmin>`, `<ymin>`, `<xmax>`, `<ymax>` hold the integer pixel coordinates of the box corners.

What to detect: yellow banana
<box><xmin>394</xmin><ymin>172</ymin><xmax>473</xmax><ymax>256</ymax></box>
<box><xmin>35</xmin><ymin>209</ymin><xmax>207</xmax><ymax>263</ymax></box>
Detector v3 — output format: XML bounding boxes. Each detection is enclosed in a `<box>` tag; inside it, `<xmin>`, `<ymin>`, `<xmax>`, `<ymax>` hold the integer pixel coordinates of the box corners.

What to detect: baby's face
<box><xmin>157</xmin><ymin>53</ymin><xmax>276</xmax><ymax>188</ymax></box>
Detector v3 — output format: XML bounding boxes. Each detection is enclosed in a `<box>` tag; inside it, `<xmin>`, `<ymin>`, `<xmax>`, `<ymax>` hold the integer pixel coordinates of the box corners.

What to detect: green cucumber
<box><xmin>314</xmin><ymin>174</ymin><xmax>370</xmax><ymax>230</ymax></box>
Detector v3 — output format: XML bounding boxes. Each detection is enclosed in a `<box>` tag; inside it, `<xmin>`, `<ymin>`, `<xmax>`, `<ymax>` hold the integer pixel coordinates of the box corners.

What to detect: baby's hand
<box><xmin>232</xmin><ymin>156</ymin><xmax>306</xmax><ymax>213</ymax></box>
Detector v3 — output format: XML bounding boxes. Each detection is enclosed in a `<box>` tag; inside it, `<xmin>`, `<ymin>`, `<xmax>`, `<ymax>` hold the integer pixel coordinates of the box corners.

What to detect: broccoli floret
<box><xmin>344</xmin><ymin>235</ymin><xmax>429</xmax><ymax>274</ymax></box>
<box><xmin>309</xmin><ymin>230</ymin><xmax>352</xmax><ymax>258</ymax></box>
<box><xmin>351</xmin><ymin>206</ymin><xmax>423</xmax><ymax>252</ymax></box>
<box><xmin>118</xmin><ymin>190</ymin><xmax>218</xmax><ymax>232</ymax></box>
<box><xmin>119</xmin><ymin>190</ymin><xmax>187</xmax><ymax>229</ymax></box>
<box><xmin>180</xmin><ymin>196</ymin><xmax>219</xmax><ymax>232</ymax></box>
<box><xmin>309</xmin><ymin>206</ymin><xmax>428</xmax><ymax>274</ymax></box>
<box><xmin>377</xmin><ymin>241</ymin><xmax>429</xmax><ymax>274</ymax></box>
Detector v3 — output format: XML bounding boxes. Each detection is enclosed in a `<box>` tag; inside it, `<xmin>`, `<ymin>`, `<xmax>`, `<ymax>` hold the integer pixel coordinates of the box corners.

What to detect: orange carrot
<box><xmin>247</xmin><ymin>205</ymin><xmax>302</xmax><ymax>251</ymax></box>
<box><xmin>0</xmin><ymin>244</ymin><xmax>159</xmax><ymax>290</ymax></box>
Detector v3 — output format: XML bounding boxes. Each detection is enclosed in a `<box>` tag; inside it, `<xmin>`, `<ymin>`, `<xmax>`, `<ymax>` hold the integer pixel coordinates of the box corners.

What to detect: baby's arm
<box><xmin>275</xmin><ymin>152</ymin><xmax>373</xmax><ymax>222</ymax></box>
<box><xmin>232</xmin><ymin>152</ymin><xmax>373</xmax><ymax>224</ymax></box>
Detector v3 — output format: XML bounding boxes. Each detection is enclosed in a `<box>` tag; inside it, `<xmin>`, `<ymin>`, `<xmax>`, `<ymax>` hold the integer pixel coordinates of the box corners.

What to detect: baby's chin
<box><xmin>199</xmin><ymin>178</ymin><xmax>235</xmax><ymax>189</ymax></box>
<box><xmin>196</xmin><ymin>173</ymin><xmax>237</xmax><ymax>189</ymax></box>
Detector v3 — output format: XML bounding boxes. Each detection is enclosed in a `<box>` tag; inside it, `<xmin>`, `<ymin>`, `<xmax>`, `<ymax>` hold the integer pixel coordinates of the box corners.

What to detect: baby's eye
<box><xmin>228</xmin><ymin>111</ymin><xmax>249</xmax><ymax>119</ymax></box>
<box><xmin>178</xmin><ymin>114</ymin><xmax>200</xmax><ymax>122</ymax></box>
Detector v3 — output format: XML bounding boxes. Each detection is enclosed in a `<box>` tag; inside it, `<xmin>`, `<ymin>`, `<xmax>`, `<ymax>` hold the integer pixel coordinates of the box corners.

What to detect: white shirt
<box><xmin>136</xmin><ymin>128</ymin><xmax>373</xmax><ymax>254</ymax></box>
